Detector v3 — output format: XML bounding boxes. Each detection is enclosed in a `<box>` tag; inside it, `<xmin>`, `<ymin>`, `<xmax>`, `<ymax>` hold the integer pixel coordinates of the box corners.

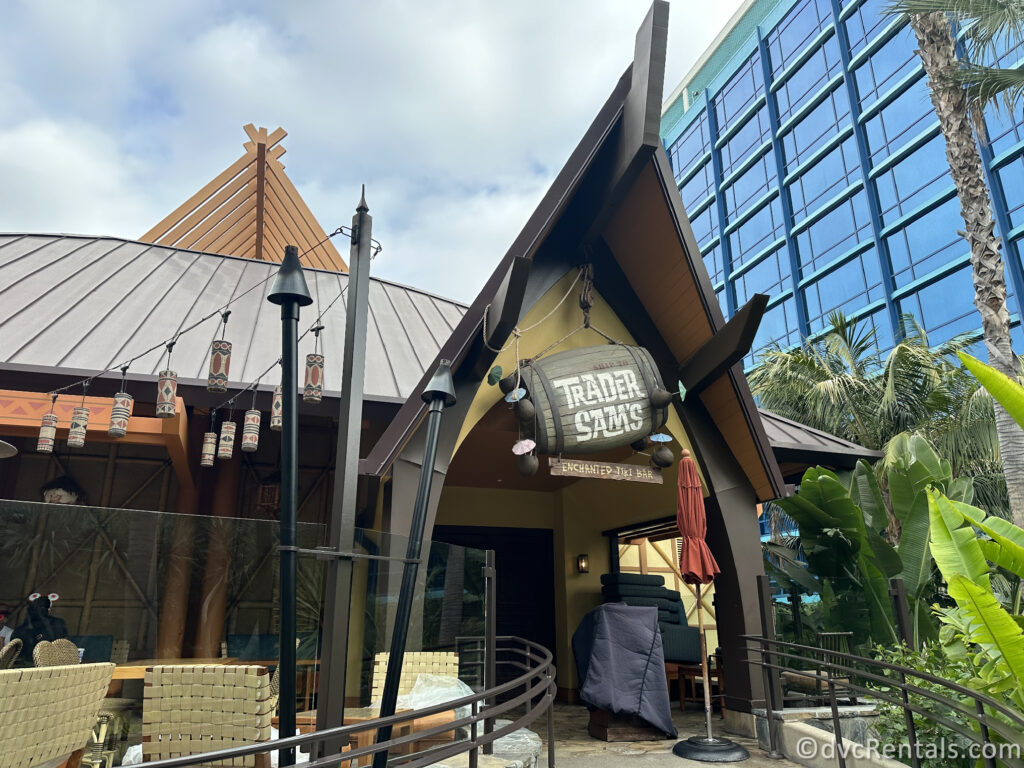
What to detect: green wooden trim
<box><xmin>868</xmin><ymin>123</ymin><xmax>941</xmax><ymax>179</ymax></box>
<box><xmin>877</xmin><ymin>186</ymin><xmax>958</xmax><ymax>239</ymax></box>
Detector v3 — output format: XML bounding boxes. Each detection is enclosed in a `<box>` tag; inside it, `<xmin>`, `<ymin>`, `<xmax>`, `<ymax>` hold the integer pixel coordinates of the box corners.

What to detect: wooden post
<box><xmin>156</xmin><ymin>487</ymin><xmax>198</xmax><ymax>659</ymax></box>
<box><xmin>193</xmin><ymin>454</ymin><xmax>242</xmax><ymax>657</ymax></box>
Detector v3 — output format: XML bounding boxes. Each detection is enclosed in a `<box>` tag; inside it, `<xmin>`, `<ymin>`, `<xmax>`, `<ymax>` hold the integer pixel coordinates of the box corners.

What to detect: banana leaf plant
<box><xmin>927</xmin><ymin>490</ymin><xmax>1024</xmax><ymax>712</ymax></box>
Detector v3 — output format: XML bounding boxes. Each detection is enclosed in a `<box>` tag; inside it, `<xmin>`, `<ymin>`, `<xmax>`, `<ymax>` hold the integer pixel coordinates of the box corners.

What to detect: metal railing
<box><xmin>141</xmin><ymin>635</ymin><xmax>556</xmax><ymax>768</ymax></box>
<box><xmin>744</xmin><ymin>634</ymin><xmax>1024</xmax><ymax>768</ymax></box>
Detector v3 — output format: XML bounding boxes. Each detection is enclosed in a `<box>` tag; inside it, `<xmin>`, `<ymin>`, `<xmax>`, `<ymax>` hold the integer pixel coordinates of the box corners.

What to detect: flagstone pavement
<box><xmin>535</xmin><ymin>702</ymin><xmax>802</xmax><ymax>767</ymax></box>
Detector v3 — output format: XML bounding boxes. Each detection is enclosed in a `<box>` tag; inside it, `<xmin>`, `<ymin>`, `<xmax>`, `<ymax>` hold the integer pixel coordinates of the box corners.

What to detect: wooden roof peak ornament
<box><xmin>140</xmin><ymin>125</ymin><xmax>347</xmax><ymax>272</ymax></box>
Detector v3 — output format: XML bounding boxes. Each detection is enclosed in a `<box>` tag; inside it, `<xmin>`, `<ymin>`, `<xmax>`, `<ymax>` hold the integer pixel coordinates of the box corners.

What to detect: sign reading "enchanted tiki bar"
<box><xmin>519</xmin><ymin>345</ymin><xmax>670</xmax><ymax>455</ymax></box>
<box><xmin>549</xmin><ymin>458</ymin><xmax>663</xmax><ymax>484</ymax></box>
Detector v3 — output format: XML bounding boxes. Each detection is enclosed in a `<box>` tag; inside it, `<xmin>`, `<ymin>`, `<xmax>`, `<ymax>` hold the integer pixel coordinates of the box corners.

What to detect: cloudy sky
<box><xmin>0</xmin><ymin>1</ymin><xmax>743</xmax><ymax>303</ymax></box>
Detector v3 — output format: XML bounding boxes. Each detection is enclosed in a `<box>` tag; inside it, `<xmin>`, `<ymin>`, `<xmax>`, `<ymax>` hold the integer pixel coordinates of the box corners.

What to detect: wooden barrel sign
<box><xmin>518</xmin><ymin>344</ymin><xmax>669</xmax><ymax>455</ymax></box>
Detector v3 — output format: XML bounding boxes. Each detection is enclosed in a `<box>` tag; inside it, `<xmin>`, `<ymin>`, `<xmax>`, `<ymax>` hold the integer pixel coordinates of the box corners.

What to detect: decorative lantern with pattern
<box><xmin>207</xmin><ymin>340</ymin><xmax>232</xmax><ymax>393</ymax></box>
<box><xmin>270</xmin><ymin>385</ymin><xmax>283</xmax><ymax>431</ymax></box>
<box><xmin>68</xmin><ymin>406</ymin><xmax>90</xmax><ymax>448</ymax></box>
<box><xmin>200</xmin><ymin>430</ymin><xmax>217</xmax><ymax>467</ymax></box>
<box><xmin>304</xmin><ymin>325</ymin><xmax>325</xmax><ymax>404</ymax></box>
<box><xmin>218</xmin><ymin>420</ymin><xmax>236</xmax><ymax>460</ymax></box>
<box><xmin>241</xmin><ymin>409</ymin><xmax>261</xmax><ymax>453</ymax></box>
<box><xmin>108</xmin><ymin>392</ymin><xmax>133</xmax><ymax>438</ymax></box>
<box><xmin>37</xmin><ymin>396</ymin><xmax>58</xmax><ymax>454</ymax></box>
<box><xmin>156</xmin><ymin>341</ymin><xmax>179</xmax><ymax>418</ymax></box>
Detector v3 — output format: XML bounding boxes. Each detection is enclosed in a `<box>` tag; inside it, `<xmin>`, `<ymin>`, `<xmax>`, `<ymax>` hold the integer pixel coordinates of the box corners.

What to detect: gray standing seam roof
<box><xmin>0</xmin><ymin>234</ymin><xmax>467</xmax><ymax>401</ymax></box>
<box><xmin>758</xmin><ymin>408</ymin><xmax>883</xmax><ymax>461</ymax></box>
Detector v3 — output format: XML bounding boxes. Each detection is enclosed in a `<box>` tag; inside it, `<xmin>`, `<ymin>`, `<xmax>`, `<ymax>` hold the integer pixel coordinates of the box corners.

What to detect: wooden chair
<box><xmin>34</xmin><ymin>637</ymin><xmax>82</xmax><ymax>666</ymax></box>
<box><xmin>0</xmin><ymin>662</ymin><xmax>115</xmax><ymax>768</ymax></box>
<box><xmin>142</xmin><ymin>664</ymin><xmax>273</xmax><ymax>767</ymax></box>
<box><xmin>370</xmin><ymin>651</ymin><xmax>459</xmax><ymax>699</ymax></box>
<box><xmin>0</xmin><ymin>638</ymin><xmax>22</xmax><ymax>669</ymax></box>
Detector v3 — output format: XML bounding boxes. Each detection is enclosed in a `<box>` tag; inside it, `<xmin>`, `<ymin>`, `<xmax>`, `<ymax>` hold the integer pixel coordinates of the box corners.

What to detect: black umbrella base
<box><xmin>672</xmin><ymin>736</ymin><xmax>750</xmax><ymax>762</ymax></box>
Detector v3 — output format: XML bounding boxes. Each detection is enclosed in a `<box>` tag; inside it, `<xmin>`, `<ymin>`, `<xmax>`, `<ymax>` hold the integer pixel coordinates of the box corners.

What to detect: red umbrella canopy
<box><xmin>677</xmin><ymin>449</ymin><xmax>720</xmax><ymax>585</ymax></box>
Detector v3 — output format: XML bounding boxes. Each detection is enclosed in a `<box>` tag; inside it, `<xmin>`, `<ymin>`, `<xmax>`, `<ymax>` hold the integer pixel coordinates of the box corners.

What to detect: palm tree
<box><xmin>885</xmin><ymin>0</ymin><xmax>1024</xmax><ymax>525</ymax></box>
<box><xmin>750</xmin><ymin>312</ymin><xmax>1010</xmax><ymax>515</ymax></box>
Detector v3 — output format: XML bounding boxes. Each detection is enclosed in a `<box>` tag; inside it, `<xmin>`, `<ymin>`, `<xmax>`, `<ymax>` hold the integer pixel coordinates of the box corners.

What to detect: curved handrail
<box><xmin>141</xmin><ymin>636</ymin><xmax>556</xmax><ymax>768</ymax></box>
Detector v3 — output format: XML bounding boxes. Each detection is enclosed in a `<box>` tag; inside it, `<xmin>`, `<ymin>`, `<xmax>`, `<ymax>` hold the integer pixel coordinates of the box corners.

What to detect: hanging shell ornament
<box><xmin>512</xmin><ymin>439</ymin><xmax>536</xmax><ymax>455</ymax></box>
<box><xmin>487</xmin><ymin>366</ymin><xmax>503</xmax><ymax>386</ymax></box>
<box><xmin>108</xmin><ymin>392</ymin><xmax>133</xmax><ymax>438</ymax></box>
<box><xmin>37</xmin><ymin>412</ymin><xmax>58</xmax><ymax>454</ymax></box>
<box><xmin>517</xmin><ymin>452</ymin><xmax>539</xmax><ymax>477</ymax></box>
<box><xmin>649</xmin><ymin>433</ymin><xmax>673</xmax><ymax>443</ymax></box>
<box><xmin>241</xmin><ymin>409</ymin><xmax>261</xmax><ymax>453</ymax></box>
<box><xmin>304</xmin><ymin>353</ymin><xmax>324</xmax><ymax>404</ymax></box>
<box><xmin>218</xmin><ymin>420</ymin><xmax>236</xmax><ymax>460</ymax></box>
<box><xmin>200</xmin><ymin>431</ymin><xmax>217</xmax><ymax>467</ymax></box>
<box><xmin>515</xmin><ymin>397</ymin><xmax>536</xmax><ymax>422</ymax></box>
<box><xmin>207</xmin><ymin>340</ymin><xmax>232</xmax><ymax>393</ymax></box>
<box><xmin>270</xmin><ymin>385</ymin><xmax>283</xmax><ymax>431</ymax></box>
<box><xmin>156</xmin><ymin>370</ymin><xmax>178</xmax><ymax>417</ymax></box>
<box><xmin>650</xmin><ymin>444</ymin><xmax>674</xmax><ymax>468</ymax></box>
<box><xmin>630</xmin><ymin>437</ymin><xmax>648</xmax><ymax>452</ymax></box>
<box><xmin>498</xmin><ymin>373</ymin><xmax>518</xmax><ymax>394</ymax></box>
<box><xmin>504</xmin><ymin>387</ymin><xmax>527</xmax><ymax>403</ymax></box>
<box><xmin>68</xmin><ymin>406</ymin><xmax>90</xmax><ymax>448</ymax></box>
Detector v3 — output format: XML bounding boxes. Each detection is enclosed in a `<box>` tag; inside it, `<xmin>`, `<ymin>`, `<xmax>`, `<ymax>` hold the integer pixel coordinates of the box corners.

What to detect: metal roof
<box><xmin>758</xmin><ymin>408</ymin><xmax>883</xmax><ymax>470</ymax></box>
<box><xmin>0</xmin><ymin>233</ymin><xmax>466</xmax><ymax>401</ymax></box>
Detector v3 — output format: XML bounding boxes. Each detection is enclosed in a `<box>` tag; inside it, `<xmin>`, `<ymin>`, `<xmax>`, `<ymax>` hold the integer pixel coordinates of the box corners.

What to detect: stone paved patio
<box><xmin>535</xmin><ymin>702</ymin><xmax>801</xmax><ymax>767</ymax></box>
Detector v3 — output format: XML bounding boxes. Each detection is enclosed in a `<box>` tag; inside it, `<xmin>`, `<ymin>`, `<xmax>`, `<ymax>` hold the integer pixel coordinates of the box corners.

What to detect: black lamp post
<box><xmin>372</xmin><ymin>359</ymin><xmax>457</xmax><ymax>768</ymax></box>
<box><xmin>267</xmin><ymin>245</ymin><xmax>312</xmax><ymax>768</ymax></box>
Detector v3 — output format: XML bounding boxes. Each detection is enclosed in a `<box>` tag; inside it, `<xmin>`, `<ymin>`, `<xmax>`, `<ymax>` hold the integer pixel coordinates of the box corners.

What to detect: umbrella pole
<box><xmin>697</xmin><ymin>584</ymin><xmax>714</xmax><ymax>741</ymax></box>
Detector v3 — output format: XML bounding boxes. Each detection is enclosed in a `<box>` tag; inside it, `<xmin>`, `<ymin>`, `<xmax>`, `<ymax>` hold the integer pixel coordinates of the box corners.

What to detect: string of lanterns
<box><xmin>34</xmin><ymin>229</ymin><xmax>381</xmax><ymax>458</ymax></box>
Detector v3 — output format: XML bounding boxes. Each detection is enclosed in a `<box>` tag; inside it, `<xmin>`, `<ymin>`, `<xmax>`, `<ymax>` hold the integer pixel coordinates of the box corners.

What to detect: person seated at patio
<box><xmin>12</xmin><ymin>593</ymin><xmax>68</xmax><ymax>664</ymax></box>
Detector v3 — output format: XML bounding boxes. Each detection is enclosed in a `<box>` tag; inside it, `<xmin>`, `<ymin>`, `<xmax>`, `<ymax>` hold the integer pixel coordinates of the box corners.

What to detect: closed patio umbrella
<box><xmin>672</xmin><ymin>449</ymin><xmax>748</xmax><ymax>763</ymax></box>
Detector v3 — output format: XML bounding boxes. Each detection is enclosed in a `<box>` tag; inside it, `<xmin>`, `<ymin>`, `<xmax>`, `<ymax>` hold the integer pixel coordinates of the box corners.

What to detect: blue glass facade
<box><xmin>662</xmin><ymin>0</ymin><xmax>1024</xmax><ymax>363</ymax></box>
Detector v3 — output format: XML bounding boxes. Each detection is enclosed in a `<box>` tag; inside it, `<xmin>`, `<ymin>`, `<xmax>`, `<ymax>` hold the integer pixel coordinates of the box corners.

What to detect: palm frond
<box><xmin>956</xmin><ymin>63</ymin><xmax>1024</xmax><ymax>116</ymax></box>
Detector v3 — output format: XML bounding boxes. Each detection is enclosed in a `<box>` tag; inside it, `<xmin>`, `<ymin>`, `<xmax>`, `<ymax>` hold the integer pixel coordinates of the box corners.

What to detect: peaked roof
<box><xmin>361</xmin><ymin>1</ymin><xmax>788</xmax><ymax>501</ymax></box>
<box><xmin>759</xmin><ymin>409</ymin><xmax>883</xmax><ymax>474</ymax></box>
<box><xmin>0</xmin><ymin>234</ymin><xmax>464</xmax><ymax>401</ymax></box>
<box><xmin>139</xmin><ymin>125</ymin><xmax>347</xmax><ymax>272</ymax></box>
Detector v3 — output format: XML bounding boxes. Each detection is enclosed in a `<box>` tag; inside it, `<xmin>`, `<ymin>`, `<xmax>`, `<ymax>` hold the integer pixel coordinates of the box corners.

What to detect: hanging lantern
<box><xmin>270</xmin><ymin>385</ymin><xmax>283</xmax><ymax>431</ymax></box>
<box><xmin>37</xmin><ymin>412</ymin><xmax>58</xmax><ymax>454</ymax></box>
<box><xmin>200</xmin><ymin>431</ymin><xmax>217</xmax><ymax>467</ymax></box>
<box><xmin>68</xmin><ymin>406</ymin><xmax>90</xmax><ymax>448</ymax></box>
<box><xmin>241</xmin><ymin>410</ymin><xmax>261</xmax><ymax>453</ymax></box>
<box><xmin>156</xmin><ymin>370</ymin><xmax>178</xmax><ymax>417</ymax></box>
<box><xmin>218</xmin><ymin>420</ymin><xmax>236</xmax><ymax>460</ymax></box>
<box><xmin>108</xmin><ymin>392</ymin><xmax>133</xmax><ymax>438</ymax></box>
<box><xmin>304</xmin><ymin>353</ymin><xmax>324</xmax><ymax>404</ymax></box>
<box><xmin>207</xmin><ymin>340</ymin><xmax>232</xmax><ymax>393</ymax></box>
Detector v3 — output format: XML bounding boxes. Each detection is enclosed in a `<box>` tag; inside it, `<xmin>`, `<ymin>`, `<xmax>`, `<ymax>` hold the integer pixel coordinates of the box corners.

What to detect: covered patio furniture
<box><xmin>370</xmin><ymin>651</ymin><xmax>459</xmax><ymax>699</ymax></box>
<box><xmin>600</xmin><ymin>572</ymin><xmax>701</xmax><ymax>664</ymax></box>
<box><xmin>0</xmin><ymin>662</ymin><xmax>115</xmax><ymax>768</ymax></box>
<box><xmin>142</xmin><ymin>664</ymin><xmax>273</xmax><ymax>766</ymax></box>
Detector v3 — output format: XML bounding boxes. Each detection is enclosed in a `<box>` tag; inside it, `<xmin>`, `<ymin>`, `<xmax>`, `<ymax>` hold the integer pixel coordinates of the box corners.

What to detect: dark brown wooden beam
<box><xmin>677</xmin><ymin>293</ymin><xmax>769</xmax><ymax>395</ymax></box>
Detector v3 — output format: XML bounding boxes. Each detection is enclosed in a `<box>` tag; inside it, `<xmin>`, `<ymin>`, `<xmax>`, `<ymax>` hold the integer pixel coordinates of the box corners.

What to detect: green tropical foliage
<box><xmin>751</xmin><ymin>313</ymin><xmax>1009</xmax><ymax>518</ymax></box>
<box><xmin>927</xmin><ymin>489</ymin><xmax>1024</xmax><ymax>711</ymax></box>
<box><xmin>959</xmin><ymin>351</ymin><xmax>1024</xmax><ymax>430</ymax></box>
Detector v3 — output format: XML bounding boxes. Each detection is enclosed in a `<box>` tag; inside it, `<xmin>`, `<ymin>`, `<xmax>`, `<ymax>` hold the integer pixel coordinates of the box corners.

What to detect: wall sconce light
<box><xmin>576</xmin><ymin>554</ymin><xmax>590</xmax><ymax>574</ymax></box>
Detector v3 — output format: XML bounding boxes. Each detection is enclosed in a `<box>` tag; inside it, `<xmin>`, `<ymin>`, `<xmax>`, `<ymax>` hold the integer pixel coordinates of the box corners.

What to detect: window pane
<box><xmin>863</xmin><ymin>78</ymin><xmax>934</xmax><ymax>164</ymax></box>
<box><xmin>735</xmin><ymin>248</ymin><xmax>789</xmax><ymax>305</ymax></box>
<box><xmin>796</xmin><ymin>194</ymin><xmax>873</xmax><ymax>274</ymax></box>
<box><xmin>803</xmin><ymin>252</ymin><xmax>885</xmax><ymax>330</ymax></box>
<box><xmin>668</xmin><ymin>110</ymin><xmax>711</xmax><ymax>181</ymax></box>
<box><xmin>703</xmin><ymin>242</ymin><xmax>726</xmax><ymax>285</ymax></box>
<box><xmin>854</xmin><ymin>26</ymin><xmax>919</xmax><ymax>109</ymax></box>
<box><xmin>689</xmin><ymin>204</ymin><xmax>720</xmax><ymax>247</ymax></box>
<box><xmin>898</xmin><ymin>266</ymin><xmax>978</xmax><ymax>343</ymax></box>
<box><xmin>729</xmin><ymin>198</ymin><xmax>787</xmax><ymax>266</ymax></box>
<box><xmin>789</xmin><ymin>138</ymin><xmax>861</xmax><ymax>223</ymax></box>
<box><xmin>844</xmin><ymin>0</ymin><xmax>891</xmax><ymax>56</ymax></box>
<box><xmin>721</xmin><ymin>107</ymin><xmax>772</xmax><ymax>176</ymax></box>
<box><xmin>996</xmin><ymin>157</ymin><xmax>1024</xmax><ymax>229</ymax></box>
<box><xmin>874</xmin><ymin>134</ymin><xmax>951</xmax><ymax>225</ymax></box>
<box><xmin>782</xmin><ymin>87</ymin><xmax>851</xmax><ymax>171</ymax></box>
<box><xmin>775</xmin><ymin>36</ymin><xmax>844</xmax><ymax>122</ymax></box>
<box><xmin>681</xmin><ymin>161</ymin><xmax>715</xmax><ymax>211</ymax></box>
<box><xmin>765</xmin><ymin>0</ymin><xmax>833</xmax><ymax>76</ymax></box>
<box><xmin>724</xmin><ymin>154</ymin><xmax>777</xmax><ymax>221</ymax></box>
<box><xmin>714</xmin><ymin>53</ymin><xmax>765</xmax><ymax>134</ymax></box>
<box><xmin>885</xmin><ymin>197</ymin><xmax>965</xmax><ymax>287</ymax></box>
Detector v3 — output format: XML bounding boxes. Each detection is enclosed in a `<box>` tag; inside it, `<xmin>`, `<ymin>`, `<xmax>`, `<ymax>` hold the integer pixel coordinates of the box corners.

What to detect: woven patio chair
<box><xmin>371</xmin><ymin>651</ymin><xmax>459</xmax><ymax>700</ymax></box>
<box><xmin>0</xmin><ymin>638</ymin><xmax>22</xmax><ymax>669</ymax></box>
<box><xmin>142</xmin><ymin>664</ymin><xmax>273</xmax><ymax>767</ymax></box>
<box><xmin>34</xmin><ymin>637</ymin><xmax>82</xmax><ymax>666</ymax></box>
<box><xmin>0</xmin><ymin>662</ymin><xmax>114</xmax><ymax>768</ymax></box>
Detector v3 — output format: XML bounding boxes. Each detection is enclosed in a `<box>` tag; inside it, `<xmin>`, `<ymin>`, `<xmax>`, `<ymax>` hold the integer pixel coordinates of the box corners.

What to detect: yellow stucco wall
<box><xmin>435</xmin><ymin>268</ymin><xmax>718</xmax><ymax>693</ymax></box>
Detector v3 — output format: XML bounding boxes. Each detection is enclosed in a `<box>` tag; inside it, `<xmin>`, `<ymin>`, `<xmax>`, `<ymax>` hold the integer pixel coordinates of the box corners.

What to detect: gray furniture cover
<box><xmin>572</xmin><ymin>603</ymin><xmax>677</xmax><ymax>738</ymax></box>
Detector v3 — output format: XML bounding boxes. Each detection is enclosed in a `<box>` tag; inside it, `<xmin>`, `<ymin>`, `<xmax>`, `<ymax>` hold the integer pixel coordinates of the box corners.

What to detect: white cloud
<box><xmin>0</xmin><ymin>0</ymin><xmax>745</xmax><ymax>300</ymax></box>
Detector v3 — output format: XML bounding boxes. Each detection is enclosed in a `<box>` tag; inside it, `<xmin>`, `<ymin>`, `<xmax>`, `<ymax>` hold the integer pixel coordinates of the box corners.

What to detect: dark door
<box><xmin>432</xmin><ymin>525</ymin><xmax>556</xmax><ymax>663</ymax></box>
